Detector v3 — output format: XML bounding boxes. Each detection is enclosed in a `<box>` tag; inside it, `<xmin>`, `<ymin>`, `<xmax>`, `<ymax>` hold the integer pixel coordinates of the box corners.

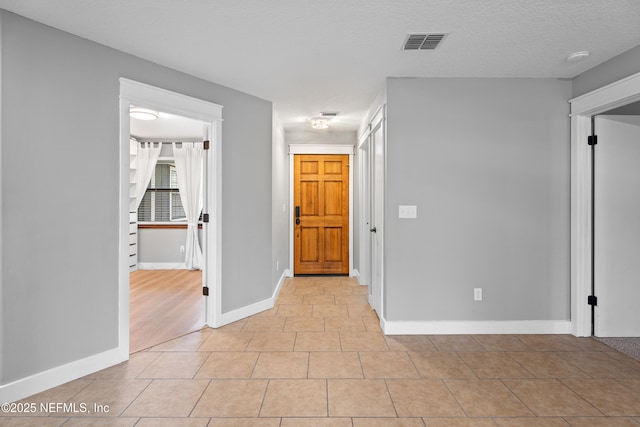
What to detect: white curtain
<box><xmin>134</xmin><ymin>141</ymin><xmax>162</xmax><ymax>209</ymax></box>
<box><xmin>173</xmin><ymin>142</ymin><xmax>204</xmax><ymax>270</ymax></box>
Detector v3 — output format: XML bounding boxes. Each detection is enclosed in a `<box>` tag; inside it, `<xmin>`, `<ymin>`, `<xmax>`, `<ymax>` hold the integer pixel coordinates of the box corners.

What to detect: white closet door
<box><xmin>594</xmin><ymin>115</ymin><xmax>640</xmax><ymax>337</ymax></box>
<box><xmin>370</xmin><ymin>123</ymin><xmax>385</xmax><ymax>317</ymax></box>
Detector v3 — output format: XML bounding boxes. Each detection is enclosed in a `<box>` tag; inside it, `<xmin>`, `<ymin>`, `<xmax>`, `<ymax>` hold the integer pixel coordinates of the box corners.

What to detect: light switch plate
<box><xmin>399</xmin><ymin>205</ymin><xmax>417</xmax><ymax>219</ymax></box>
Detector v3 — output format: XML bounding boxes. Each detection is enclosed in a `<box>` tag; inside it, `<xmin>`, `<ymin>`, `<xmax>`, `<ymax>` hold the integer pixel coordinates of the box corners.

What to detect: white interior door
<box><xmin>370</xmin><ymin>122</ymin><xmax>384</xmax><ymax>317</ymax></box>
<box><xmin>594</xmin><ymin>115</ymin><xmax>640</xmax><ymax>337</ymax></box>
<box><xmin>359</xmin><ymin>142</ymin><xmax>372</xmax><ymax>289</ymax></box>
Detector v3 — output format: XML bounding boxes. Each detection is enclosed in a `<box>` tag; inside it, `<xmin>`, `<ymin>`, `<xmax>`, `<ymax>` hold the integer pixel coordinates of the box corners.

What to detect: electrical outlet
<box><xmin>474</xmin><ymin>288</ymin><xmax>482</xmax><ymax>301</ymax></box>
<box><xmin>180</xmin><ymin>245</ymin><xmax>185</xmax><ymax>253</ymax></box>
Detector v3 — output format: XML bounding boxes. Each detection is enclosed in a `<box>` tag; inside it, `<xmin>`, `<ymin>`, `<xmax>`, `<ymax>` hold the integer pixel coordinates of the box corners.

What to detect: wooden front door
<box><xmin>294</xmin><ymin>154</ymin><xmax>349</xmax><ymax>275</ymax></box>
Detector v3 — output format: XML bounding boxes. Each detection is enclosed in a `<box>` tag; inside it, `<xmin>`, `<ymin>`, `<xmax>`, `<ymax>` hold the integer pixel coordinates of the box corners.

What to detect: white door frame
<box><xmin>288</xmin><ymin>144</ymin><xmax>354</xmax><ymax>276</ymax></box>
<box><xmin>357</xmin><ymin>132</ymin><xmax>372</xmax><ymax>288</ymax></box>
<box><xmin>357</xmin><ymin>105</ymin><xmax>386</xmax><ymax>318</ymax></box>
<box><xmin>569</xmin><ymin>71</ymin><xmax>640</xmax><ymax>337</ymax></box>
<box><xmin>119</xmin><ymin>79</ymin><xmax>223</xmax><ymax>358</ymax></box>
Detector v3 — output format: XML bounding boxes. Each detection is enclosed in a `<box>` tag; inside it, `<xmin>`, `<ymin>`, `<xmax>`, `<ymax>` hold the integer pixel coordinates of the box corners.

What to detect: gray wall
<box><xmin>384</xmin><ymin>78</ymin><xmax>571</xmax><ymax>322</ymax></box>
<box><xmin>0</xmin><ymin>10</ymin><xmax>273</xmax><ymax>384</ymax></box>
<box><xmin>286</xmin><ymin>130</ymin><xmax>357</xmax><ymax>145</ymax></box>
<box><xmin>138</xmin><ymin>229</ymin><xmax>187</xmax><ymax>264</ymax></box>
<box><xmin>272</xmin><ymin>115</ymin><xmax>289</xmax><ymax>287</ymax></box>
<box><xmin>137</xmin><ymin>228</ymin><xmax>204</xmax><ymax>265</ymax></box>
<box><xmin>572</xmin><ymin>45</ymin><xmax>640</xmax><ymax>98</ymax></box>
<box><xmin>602</xmin><ymin>100</ymin><xmax>640</xmax><ymax>116</ymax></box>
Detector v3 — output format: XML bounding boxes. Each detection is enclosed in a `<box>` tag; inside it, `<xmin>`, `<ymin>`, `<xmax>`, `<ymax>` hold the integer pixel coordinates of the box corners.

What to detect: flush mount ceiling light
<box><xmin>310</xmin><ymin>117</ymin><xmax>330</xmax><ymax>129</ymax></box>
<box><xmin>566</xmin><ymin>51</ymin><xmax>590</xmax><ymax>63</ymax></box>
<box><xmin>130</xmin><ymin>107</ymin><xmax>159</xmax><ymax>120</ymax></box>
<box><xmin>310</xmin><ymin>112</ymin><xmax>339</xmax><ymax>129</ymax></box>
<box><xmin>309</xmin><ymin>111</ymin><xmax>338</xmax><ymax>129</ymax></box>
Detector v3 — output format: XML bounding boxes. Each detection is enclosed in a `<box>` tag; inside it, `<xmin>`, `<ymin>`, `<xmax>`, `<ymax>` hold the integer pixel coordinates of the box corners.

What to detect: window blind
<box><xmin>138</xmin><ymin>162</ymin><xmax>187</xmax><ymax>222</ymax></box>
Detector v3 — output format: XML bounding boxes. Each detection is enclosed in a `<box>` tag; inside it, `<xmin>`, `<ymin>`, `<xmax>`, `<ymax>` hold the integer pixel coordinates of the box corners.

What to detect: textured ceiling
<box><xmin>1</xmin><ymin>0</ymin><xmax>639</xmax><ymax>131</ymax></box>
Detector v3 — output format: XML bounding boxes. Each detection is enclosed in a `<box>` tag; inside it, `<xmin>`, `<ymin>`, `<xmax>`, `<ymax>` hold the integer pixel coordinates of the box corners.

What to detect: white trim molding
<box><xmin>569</xmin><ymin>71</ymin><xmax>640</xmax><ymax>337</ymax></box>
<box><xmin>120</xmin><ymin>79</ymin><xmax>223</xmax><ymax>122</ymax></box>
<box><xmin>0</xmin><ymin>348</ymin><xmax>125</xmax><ymax>404</ymax></box>
<box><xmin>137</xmin><ymin>262</ymin><xmax>188</xmax><ymax>270</ymax></box>
<box><xmin>120</xmin><ymin>78</ymin><xmax>224</xmax><ymax>343</ymax></box>
<box><xmin>383</xmin><ymin>320</ymin><xmax>572</xmax><ymax>336</ymax></box>
<box><xmin>288</xmin><ymin>145</ymin><xmax>355</xmax><ymax>276</ymax></box>
<box><xmin>216</xmin><ymin>269</ymin><xmax>290</xmax><ymax>326</ymax></box>
<box><xmin>570</xmin><ymin>71</ymin><xmax>640</xmax><ymax>117</ymax></box>
<box><xmin>288</xmin><ymin>144</ymin><xmax>354</xmax><ymax>155</ymax></box>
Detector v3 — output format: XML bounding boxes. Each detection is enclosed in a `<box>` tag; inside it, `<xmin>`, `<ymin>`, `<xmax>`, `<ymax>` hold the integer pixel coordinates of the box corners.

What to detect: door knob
<box><xmin>370</xmin><ymin>227</ymin><xmax>377</xmax><ymax>233</ymax></box>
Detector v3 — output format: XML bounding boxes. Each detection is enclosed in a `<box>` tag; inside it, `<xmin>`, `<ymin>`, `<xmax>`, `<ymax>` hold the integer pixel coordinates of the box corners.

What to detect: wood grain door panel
<box><xmin>294</xmin><ymin>154</ymin><xmax>349</xmax><ymax>275</ymax></box>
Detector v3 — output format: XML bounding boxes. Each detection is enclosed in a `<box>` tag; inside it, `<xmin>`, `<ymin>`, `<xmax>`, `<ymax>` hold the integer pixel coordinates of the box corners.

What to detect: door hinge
<box><xmin>203</xmin><ymin>140</ymin><xmax>210</xmax><ymax>150</ymax></box>
<box><xmin>203</xmin><ymin>213</ymin><xmax>210</xmax><ymax>223</ymax></box>
<box><xmin>588</xmin><ymin>135</ymin><xmax>598</xmax><ymax>146</ymax></box>
<box><xmin>588</xmin><ymin>295</ymin><xmax>598</xmax><ymax>306</ymax></box>
<box><xmin>202</xmin><ymin>286</ymin><xmax>209</xmax><ymax>296</ymax></box>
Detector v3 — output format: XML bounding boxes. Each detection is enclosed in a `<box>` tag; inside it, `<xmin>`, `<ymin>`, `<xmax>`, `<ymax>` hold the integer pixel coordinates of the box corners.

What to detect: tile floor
<box><xmin>4</xmin><ymin>276</ymin><xmax>640</xmax><ymax>426</ymax></box>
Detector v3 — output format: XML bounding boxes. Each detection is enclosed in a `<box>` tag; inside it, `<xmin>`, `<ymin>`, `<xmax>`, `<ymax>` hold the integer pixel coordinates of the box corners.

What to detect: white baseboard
<box><xmin>278</xmin><ymin>269</ymin><xmax>292</xmax><ymax>294</ymax></box>
<box><xmin>215</xmin><ymin>269</ymin><xmax>290</xmax><ymax>327</ymax></box>
<box><xmin>352</xmin><ymin>269</ymin><xmax>360</xmax><ymax>280</ymax></box>
<box><xmin>0</xmin><ymin>348</ymin><xmax>126</xmax><ymax>404</ymax></box>
<box><xmin>137</xmin><ymin>262</ymin><xmax>188</xmax><ymax>270</ymax></box>
<box><xmin>383</xmin><ymin>320</ymin><xmax>572</xmax><ymax>335</ymax></box>
<box><xmin>1</xmin><ymin>270</ymin><xmax>290</xmax><ymax>403</ymax></box>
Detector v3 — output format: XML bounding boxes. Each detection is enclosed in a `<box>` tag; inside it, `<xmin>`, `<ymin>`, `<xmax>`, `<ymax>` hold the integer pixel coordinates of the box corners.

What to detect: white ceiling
<box><xmin>1</xmin><ymin>0</ymin><xmax>639</xmax><ymax>132</ymax></box>
<box><xmin>130</xmin><ymin>110</ymin><xmax>205</xmax><ymax>141</ymax></box>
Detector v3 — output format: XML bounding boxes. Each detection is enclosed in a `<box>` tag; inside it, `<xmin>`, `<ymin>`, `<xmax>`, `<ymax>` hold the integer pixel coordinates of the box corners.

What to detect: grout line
<box><xmin>504</xmin><ymin>351</ymin><xmax>537</xmax><ymax>378</ymax></box>
<box><xmin>116</xmin><ymin>377</ymin><xmax>155</xmax><ymax>418</ymax></box>
<box><xmin>325</xmin><ymin>378</ymin><xmax>329</xmax><ymax>418</ymax></box>
<box><xmin>498</xmin><ymin>377</ymin><xmax>538</xmax><ymax>416</ymax></box>
<box><xmin>186</xmin><ymin>378</ymin><xmax>211</xmax><ymax>418</ymax></box>
<box><xmin>382</xmin><ymin>379</ymin><xmax>399</xmax><ymax>418</ymax></box>
<box><xmin>357</xmin><ymin>352</ymin><xmax>365</xmax><ymax>379</ymax></box>
<box><xmin>191</xmin><ymin>351</ymin><xmax>214</xmax><ymax>379</ymax></box>
<box><xmin>256</xmin><ymin>379</ymin><xmax>270</xmax><ymax>418</ymax></box>
<box><xmin>405</xmin><ymin>350</ymin><xmax>421</xmax><ymax>377</ymax></box>
<box><xmin>441</xmin><ymin>377</ymin><xmax>469</xmax><ymax>418</ymax></box>
<box><xmin>558</xmin><ymin>378</ymin><xmax>607</xmax><ymax>417</ymax></box>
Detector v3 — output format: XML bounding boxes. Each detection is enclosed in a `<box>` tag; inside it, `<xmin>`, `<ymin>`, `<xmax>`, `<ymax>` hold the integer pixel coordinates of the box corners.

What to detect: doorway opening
<box><xmin>357</xmin><ymin>105</ymin><xmax>385</xmax><ymax>319</ymax></box>
<box><xmin>293</xmin><ymin>154</ymin><xmax>350</xmax><ymax>275</ymax></box>
<box><xmin>128</xmin><ymin>109</ymin><xmax>206</xmax><ymax>353</ymax></box>
<box><xmin>289</xmin><ymin>145</ymin><xmax>354</xmax><ymax>277</ymax></box>
<box><xmin>590</xmin><ymin>104</ymin><xmax>640</xmax><ymax>338</ymax></box>
<box><xmin>119</xmin><ymin>78</ymin><xmax>223</xmax><ymax>357</ymax></box>
<box><xmin>569</xmin><ymin>71</ymin><xmax>640</xmax><ymax>338</ymax></box>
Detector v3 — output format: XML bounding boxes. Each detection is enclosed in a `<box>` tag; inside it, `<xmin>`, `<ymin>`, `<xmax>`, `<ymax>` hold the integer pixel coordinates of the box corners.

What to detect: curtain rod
<box><xmin>130</xmin><ymin>136</ymin><xmax>201</xmax><ymax>144</ymax></box>
<box><xmin>134</xmin><ymin>140</ymin><xmax>202</xmax><ymax>145</ymax></box>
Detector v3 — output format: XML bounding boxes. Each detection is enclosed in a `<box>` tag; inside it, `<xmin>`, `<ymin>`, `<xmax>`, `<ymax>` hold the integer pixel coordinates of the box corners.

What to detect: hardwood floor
<box><xmin>130</xmin><ymin>269</ymin><xmax>204</xmax><ymax>353</ymax></box>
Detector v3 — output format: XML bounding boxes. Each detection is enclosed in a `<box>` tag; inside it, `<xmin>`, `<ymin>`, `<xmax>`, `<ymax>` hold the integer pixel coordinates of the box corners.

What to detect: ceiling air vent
<box><xmin>403</xmin><ymin>33</ymin><xmax>447</xmax><ymax>50</ymax></box>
